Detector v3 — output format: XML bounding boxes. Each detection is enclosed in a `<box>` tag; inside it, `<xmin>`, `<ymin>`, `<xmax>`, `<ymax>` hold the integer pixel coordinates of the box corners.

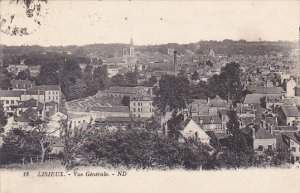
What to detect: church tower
<box><xmin>129</xmin><ymin>37</ymin><xmax>134</xmax><ymax>56</ymax></box>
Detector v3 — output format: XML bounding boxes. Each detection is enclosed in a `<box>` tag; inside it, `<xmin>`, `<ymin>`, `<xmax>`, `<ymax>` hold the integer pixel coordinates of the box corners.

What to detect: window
<box><xmin>56</xmin><ymin>96</ymin><xmax>58</xmax><ymax>100</ymax></box>
<box><xmin>133</xmin><ymin>108</ymin><xmax>136</xmax><ymax>112</ymax></box>
<box><xmin>6</xmin><ymin>100</ymin><xmax>9</xmax><ymax>104</ymax></box>
<box><xmin>291</xmin><ymin>147</ymin><xmax>296</xmax><ymax>152</ymax></box>
<box><xmin>296</xmin><ymin>157</ymin><xmax>299</xmax><ymax>161</ymax></box>
<box><xmin>6</xmin><ymin>107</ymin><xmax>9</xmax><ymax>111</ymax></box>
<box><xmin>258</xmin><ymin>145</ymin><xmax>264</xmax><ymax>151</ymax></box>
<box><xmin>56</xmin><ymin>91</ymin><xmax>58</xmax><ymax>94</ymax></box>
<box><xmin>268</xmin><ymin>145</ymin><xmax>272</xmax><ymax>150</ymax></box>
<box><xmin>133</xmin><ymin>103</ymin><xmax>136</xmax><ymax>106</ymax></box>
<box><xmin>16</xmin><ymin>84</ymin><xmax>19</xmax><ymax>88</ymax></box>
<box><xmin>141</xmin><ymin>103</ymin><xmax>143</xmax><ymax>106</ymax></box>
<box><xmin>49</xmin><ymin>97</ymin><xmax>51</xmax><ymax>100</ymax></box>
<box><xmin>11</xmin><ymin>100</ymin><xmax>14</xmax><ymax>104</ymax></box>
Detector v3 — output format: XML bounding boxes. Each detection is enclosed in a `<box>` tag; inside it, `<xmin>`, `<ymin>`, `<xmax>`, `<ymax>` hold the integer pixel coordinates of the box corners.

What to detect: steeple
<box><xmin>129</xmin><ymin>37</ymin><xmax>134</xmax><ymax>56</ymax></box>
<box><xmin>130</xmin><ymin>37</ymin><xmax>134</xmax><ymax>46</ymax></box>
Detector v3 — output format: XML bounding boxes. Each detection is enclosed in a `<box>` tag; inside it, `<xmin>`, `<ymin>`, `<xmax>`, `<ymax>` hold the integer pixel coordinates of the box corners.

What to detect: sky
<box><xmin>0</xmin><ymin>0</ymin><xmax>299</xmax><ymax>46</ymax></box>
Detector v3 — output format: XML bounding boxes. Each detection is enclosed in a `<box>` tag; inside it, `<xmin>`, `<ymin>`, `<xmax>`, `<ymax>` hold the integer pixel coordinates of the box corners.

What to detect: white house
<box><xmin>180</xmin><ymin>118</ymin><xmax>210</xmax><ymax>144</ymax></box>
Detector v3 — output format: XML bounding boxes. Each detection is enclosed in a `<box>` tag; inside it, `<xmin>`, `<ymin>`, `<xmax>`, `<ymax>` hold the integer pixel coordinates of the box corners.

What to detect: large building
<box><xmin>130</xmin><ymin>95</ymin><xmax>154</xmax><ymax>118</ymax></box>
<box><xmin>0</xmin><ymin>90</ymin><xmax>23</xmax><ymax>116</ymax></box>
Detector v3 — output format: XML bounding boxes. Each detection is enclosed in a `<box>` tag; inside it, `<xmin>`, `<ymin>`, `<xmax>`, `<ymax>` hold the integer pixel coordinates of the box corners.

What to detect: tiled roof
<box><xmin>18</xmin><ymin>98</ymin><xmax>43</xmax><ymax>110</ymax></box>
<box><xmin>247</xmin><ymin>86</ymin><xmax>284</xmax><ymax>94</ymax></box>
<box><xmin>281</xmin><ymin>106</ymin><xmax>300</xmax><ymax>117</ymax></box>
<box><xmin>0</xmin><ymin>90</ymin><xmax>23</xmax><ymax>97</ymax></box>
<box><xmin>106</xmin><ymin>86</ymin><xmax>143</xmax><ymax>94</ymax></box>
<box><xmin>242</xmin><ymin>124</ymin><xmax>275</xmax><ymax>139</ymax></box>
<box><xmin>192</xmin><ymin>115</ymin><xmax>222</xmax><ymax>125</ymax></box>
<box><xmin>14</xmin><ymin>108</ymin><xmax>38</xmax><ymax>122</ymax></box>
<box><xmin>90</xmin><ymin>106</ymin><xmax>129</xmax><ymax>113</ymax></box>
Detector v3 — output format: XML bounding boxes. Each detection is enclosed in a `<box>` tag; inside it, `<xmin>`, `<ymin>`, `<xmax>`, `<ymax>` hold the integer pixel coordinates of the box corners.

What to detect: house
<box><xmin>17</xmin><ymin>98</ymin><xmax>44</xmax><ymax>118</ymax></box>
<box><xmin>0</xmin><ymin>90</ymin><xmax>24</xmax><ymax>116</ymax></box>
<box><xmin>193</xmin><ymin>115</ymin><xmax>223</xmax><ymax>133</ymax></box>
<box><xmin>107</xmin><ymin>66</ymin><xmax>119</xmax><ymax>78</ymax></box>
<box><xmin>281</xmin><ymin>132</ymin><xmax>300</xmax><ymax>163</ymax></box>
<box><xmin>180</xmin><ymin>118</ymin><xmax>210</xmax><ymax>144</ymax></box>
<box><xmin>242</xmin><ymin>123</ymin><xmax>276</xmax><ymax>151</ymax></box>
<box><xmin>130</xmin><ymin>95</ymin><xmax>154</xmax><ymax>118</ymax></box>
<box><xmin>28</xmin><ymin>85</ymin><xmax>61</xmax><ymax>103</ymax></box>
<box><xmin>280</xmin><ymin>105</ymin><xmax>300</xmax><ymax>125</ymax></box>
<box><xmin>11</xmin><ymin>79</ymin><xmax>34</xmax><ymax>91</ymax></box>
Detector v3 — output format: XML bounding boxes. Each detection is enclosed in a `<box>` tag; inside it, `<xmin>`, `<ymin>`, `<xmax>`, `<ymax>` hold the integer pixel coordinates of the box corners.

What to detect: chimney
<box><xmin>252</xmin><ymin>127</ymin><xmax>256</xmax><ymax>139</ymax></box>
<box><xmin>37</xmin><ymin>90</ymin><xmax>39</xmax><ymax>107</ymax></box>
<box><xmin>207</xmin><ymin>97</ymin><xmax>210</xmax><ymax>104</ymax></box>
<box><xmin>173</xmin><ymin>50</ymin><xmax>177</xmax><ymax>76</ymax></box>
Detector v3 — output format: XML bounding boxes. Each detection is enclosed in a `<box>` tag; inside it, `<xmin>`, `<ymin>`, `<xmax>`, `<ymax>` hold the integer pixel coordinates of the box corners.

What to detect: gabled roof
<box><xmin>0</xmin><ymin>90</ymin><xmax>24</xmax><ymax>97</ymax></box>
<box><xmin>281</xmin><ymin>106</ymin><xmax>300</xmax><ymax>117</ymax></box>
<box><xmin>192</xmin><ymin>115</ymin><xmax>222</xmax><ymax>125</ymax></box>
<box><xmin>181</xmin><ymin>118</ymin><xmax>211</xmax><ymax>141</ymax></box>
<box><xmin>14</xmin><ymin>108</ymin><xmax>39</xmax><ymax>122</ymax></box>
<box><xmin>18</xmin><ymin>98</ymin><xmax>43</xmax><ymax>110</ymax></box>
<box><xmin>242</xmin><ymin>124</ymin><xmax>275</xmax><ymax>139</ymax></box>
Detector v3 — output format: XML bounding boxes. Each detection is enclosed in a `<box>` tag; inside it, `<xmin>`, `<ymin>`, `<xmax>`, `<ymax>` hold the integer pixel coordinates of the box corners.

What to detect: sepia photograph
<box><xmin>0</xmin><ymin>0</ymin><xmax>300</xmax><ymax>193</ymax></box>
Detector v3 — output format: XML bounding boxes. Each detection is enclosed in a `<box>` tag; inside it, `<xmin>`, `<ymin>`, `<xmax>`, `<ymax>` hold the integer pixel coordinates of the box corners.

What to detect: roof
<box><xmin>14</xmin><ymin>108</ymin><xmax>38</xmax><ymax>122</ymax></box>
<box><xmin>11</xmin><ymin>79</ymin><xmax>33</xmax><ymax>86</ymax></box>
<box><xmin>29</xmin><ymin>85</ymin><xmax>61</xmax><ymax>91</ymax></box>
<box><xmin>243</xmin><ymin>94</ymin><xmax>282</xmax><ymax>104</ymax></box>
<box><xmin>95</xmin><ymin>117</ymin><xmax>148</xmax><ymax>123</ymax></box>
<box><xmin>281</xmin><ymin>106</ymin><xmax>300</xmax><ymax>117</ymax></box>
<box><xmin>247</xmin><ymin>86</ymin><xmax>284</xmax><ymax>94</ymax></box>
<box><xmin>242</xmin><ymin>124</ymin><xmax>275</xmax><ymax>139</ymax></box>
<box><xmin>0</xmin><ymin>90</ymin><xmax>23</xmax><ymax>97</ymax></box>
<box><xmin>90</xmin><ymin>106</ymin><xmax>129</xmax><ymax>113</ymax></box>
<box><xmin>192</xmin><ymin>115</ymin><xmax>222</xmax><ymax>125</ymax></box>
<box><xmin>130</xmin><ymin>95</ymin><xmax>153</xmax><ymax>101</ymax></box>
<box><xmin>45</xmin><ymin>101</ymin><xmax>58</xmax><ymax>106</ymax></box>
<box><xmin>106</xmin><ymin>86</ymin><xmax>144</xmax><ymax>95</ymax></box>
<box><xmin>18</xmin><ymin>98</ymin><xmax>43</xmax><ymax>110</ymax></box>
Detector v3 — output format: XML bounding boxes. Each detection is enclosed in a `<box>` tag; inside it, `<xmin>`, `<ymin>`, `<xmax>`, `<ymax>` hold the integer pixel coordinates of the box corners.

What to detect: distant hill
<box><xmin>0</xmin><ymin>40</ymin><xmax>298</xmax><ymax>65</ymax></box>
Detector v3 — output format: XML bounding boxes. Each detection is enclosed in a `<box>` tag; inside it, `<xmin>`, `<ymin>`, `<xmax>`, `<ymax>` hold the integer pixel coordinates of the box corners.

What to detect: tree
<box><xmin>37</xmin><ymin>63</ymin><xmax>60</xmax><ymax>85</ymax></box>
<box><xmin>226</xmin><ymin>109</ymin><xmax>250</xmax><ymax>153</ymax></box>
<box><xmin>67</xmin><ymin>79</ymin><xmax>88</xmax><ymax>100</ymax></box>
<box><xmin>154</xmin><ymin>74</ymin><xmax>192</xmax><ymax>113</ymax></box>
<box><xmin>124</xmin><ymin>72</ymin><xmax>138</xmax><ymax>86</ymax></box>
<box><xmin>143</xmin><ymin>76</ymin><xmax>157</xmax><ymax>86</ymax></box>
<box><xmin>121</xmin><ymin>96</ymin><xmax>130</xmax><ymax>106</ymax></box>
<box><xmin>110</xmin><ymin>74</ymin><xmax>126</xmax><ymax>86</ymax></box>
<box><xmin>191</xmin><ymin>71</ymin><xmax>199</xmax><ymax>81</ymax></box>
<box><xmin>16</xmin><ymin>69</ymin><xmax>31</xmax><ymax>80</ymax></box>
<box><xmin>167</xmin><ymin>112</ymin><xmax>184</xmax><ymax>140</ymax></box>
<box><xmin>93</xmin><ymin>65</ymin><xmax>109</xmax><ymax>90</ymax></box>
<box><xmin>208</xmin><ymin>62</ymin><xmax>242</xmax><ymax>103</ymax></box>
<box><xmin>0</xmin><ymin>68</ymin><xmax>12</xmax><ymax>90</ymax></box>
<box><xmin>0</xmin><ymin>102</ymin><xmax>7</xmax><ymax>129</ymax></box>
